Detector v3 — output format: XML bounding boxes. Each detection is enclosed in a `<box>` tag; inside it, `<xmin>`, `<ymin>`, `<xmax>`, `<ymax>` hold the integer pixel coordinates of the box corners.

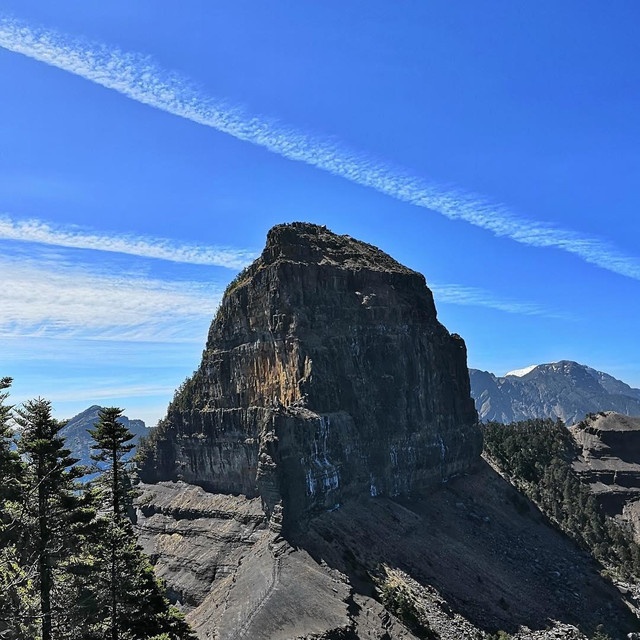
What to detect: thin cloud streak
<box><xmin>1</xmin><ymin>17</ymin><xmax>639</xmax><ymax>280</ymax></box>
<box><xmin>43</xmin><ymin>383</ymin><xmax>177</xmax><ymax>403</ymax></box>
<box><xmin>1</xmin><ymin>255</ymin><xmax>221</xmax><ymax>342</ymax></box>
<box><xmin>0</xmin><ymin>214</ymin><xmax>255</xmax><ymax>269</ymax></box>
<box><xmin>1</xmin><ymin>334</ymin><xmax>204</xmax><ymax>367</ymax></box>
<box><xmin>1</xmin><ymin>249</ymin><xmax>555</xmax><ymax>350</ymax></box>
<box><xmin>431</xmin><ymin>283</ymin><xmax>570</xmax><ymax>319</ymax></box>
<box><xmin>9</xmin><ymin>379</ymin><xmax>177</xmax><ymax>426</ymax></box>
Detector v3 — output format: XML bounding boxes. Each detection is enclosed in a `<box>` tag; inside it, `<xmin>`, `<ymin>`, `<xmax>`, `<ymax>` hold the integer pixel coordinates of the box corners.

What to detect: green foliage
<box><xmin>169</xmin><ymin>376</ymin><xmax>197</xmax><ymax>413</ymax></box>
<box><xmin>483</xmin><ymin>418</ymin><xmax>574</xmax><ymax>483</ymax></box>
<box><xmin>483</xmin><ymin>418</ymin><xmax>640</xmax><ymax>580</ymax></box>
<box><xmin>379</xmin><ymin>582</ymin><xmax>439</xmax><ymax>639</ymax></box>
<box><xmin>89</xmin><ymin>407</ymin><xmax>136</xmax><ymax>516</ymax></box>
<box><xmin>0</xmin><ymin>376</ymin><xmax>21</xmax><ymax>513</ymax></box>
<box><xmin>0</xmin><ymin>386</ymin><xmax>195</xmax><ymax>640</ymax></box>
<box><xmin>590</xmin><ymin>626</ymin><xmax>612</xmax><ymax>640</ymax></box>
<box><xmin>0</xmin><ymin>378</ymin><xmax>37</xmax><ymax>639</ymax></box>
<box><xmin>13</xmin><ymin>397</ymin><xmax>93</xmax><ymax>640</ymax></box>
<box><xmin>135</xmin><ymin>417</ymin><xmax>173</xmax><ymax>480</ymax></box>
<box><xmin>136</xmin><ymin>378</ymin><xmax>196</xmax><ymax>477</ymax></box>
<box><xmin>82</xmin><ymin>518</ymin><xmax>194</xmax><ymax>639</ymax></box>
<box><xmin>85</xmin><ymin>407</ymin><xmax>196</xmax><ymax>640</ymax></box>
<box><xmin>223</xmin><ymin>264</ymin><xmax>252</xmax><ymax>296</ymax></box>
<box><xmin>0</xmin><ymin>544</ymin><xmax>39</xmax><ymax>639</ymax></box>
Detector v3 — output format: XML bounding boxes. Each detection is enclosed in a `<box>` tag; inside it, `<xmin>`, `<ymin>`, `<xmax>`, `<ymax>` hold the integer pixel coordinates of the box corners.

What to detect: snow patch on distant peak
<box><xmin>505</xmin><ymin>364</ymin><xmax>538</xmax><ymax>378</ymax></box>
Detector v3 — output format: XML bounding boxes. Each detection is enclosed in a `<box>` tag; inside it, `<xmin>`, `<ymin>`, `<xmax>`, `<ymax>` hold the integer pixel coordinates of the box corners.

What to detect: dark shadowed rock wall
<box><xmin>139</xmin><ymin>223</ymin><xmax>481</xmax><ymax>527</ymax></box>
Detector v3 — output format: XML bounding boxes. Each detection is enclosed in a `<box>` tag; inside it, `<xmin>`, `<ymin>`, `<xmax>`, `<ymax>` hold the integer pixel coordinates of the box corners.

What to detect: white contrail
<box><xmin>0</xmin><ymin>215</ymin><xmax>256</xmax><ymax>268</ymax></box>
<box><xmin>1</xmin><ymin>16</ymin><xmax>639</xmax><ymax>280</ymax></box>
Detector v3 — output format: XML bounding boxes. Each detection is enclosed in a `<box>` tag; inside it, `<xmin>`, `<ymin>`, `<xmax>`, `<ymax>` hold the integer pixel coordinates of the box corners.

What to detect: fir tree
<box><xmin>89</xmin><ymin>407</ymin><xmax>135</xmax><ymax>640</ymax></box>
<box><xmin>89</xmin><ymin>407</ymin><xmax>136</xmax><ymax>521</ymax></box>
<box><xmin>15</xmin><ymin>398</ymin><xmax>88</xmax><ymax>640</ymax></box>
<box><xmin>0</xmin><ymin>376</ymin><xmax>22</xmax><ymax>541</ymax></box>
<box><xmin>88</xmin><ymin>407</ymin><xmax>195</xmax><ymax>640</ymax></box>
<box><xmin>0</xmin><ymin>378</ymin><xmax>38</xmax><ymax>639</ymax></box>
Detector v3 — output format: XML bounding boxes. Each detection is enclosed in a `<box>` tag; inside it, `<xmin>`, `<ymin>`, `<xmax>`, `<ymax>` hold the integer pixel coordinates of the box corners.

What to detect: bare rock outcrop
<box><xmin>571</xmin><ymin>412</ymin><xmax>640</xmax><ymax>535</ymax></box>
<box><xmin>137</xmin><ymin>464</ymin><xmax>638</xmax><ymax>639</ymax></box>
<box><xmin>139</xmin><ymin>222</ymin><xmax>481</xmax><ymax>528</ymax></box>
<box><xmin>136</xmin><ymin>224</ymin><xmax>639</xmax><ymax>639</ymax></box>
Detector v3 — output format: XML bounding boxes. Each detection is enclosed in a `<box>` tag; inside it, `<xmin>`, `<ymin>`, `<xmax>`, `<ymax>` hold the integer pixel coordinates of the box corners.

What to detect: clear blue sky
<box><xmin>1</xmin><ymin>1</ymin><xmax>639</xmax><ymax>425</ymax></box>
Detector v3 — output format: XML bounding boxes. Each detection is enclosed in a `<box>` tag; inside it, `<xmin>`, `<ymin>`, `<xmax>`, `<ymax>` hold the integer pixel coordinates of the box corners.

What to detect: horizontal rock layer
<box><xmin>571</xmin><ymin>412</ymin><xmax>640</xmax><ymax>529</ymax></box>
<box><xmin>136</xmin><ymin>464</ymin><xmax>638</xmax><ymax>639</ymax></box>
<box><xmin>140</xmin><ymin>223</ymin><xmax>481</xmax><ymax>526</ymax></box>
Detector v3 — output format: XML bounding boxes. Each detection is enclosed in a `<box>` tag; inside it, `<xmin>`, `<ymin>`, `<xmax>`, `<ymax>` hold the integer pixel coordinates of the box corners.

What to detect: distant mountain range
<box><xmin>469</xmin><ymin>360</ymin><xmax>640</xmax><ymax>425</ymax></box>
<box><xmin>61</xmin><ymin>405</ymin><xmax>148</xmax><ymax>469</ymax></box>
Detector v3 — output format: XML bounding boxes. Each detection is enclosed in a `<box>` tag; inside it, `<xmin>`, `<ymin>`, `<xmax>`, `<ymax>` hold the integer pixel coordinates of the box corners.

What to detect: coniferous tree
<box><xmin>89</xmin><ymin>407</ymin><xmax>136</xmax><ymax>520</ymax></box>
<box><xmin>87</xmin><ymin>407</ymin><xmax>195</xmax><ymax>640</ymax></box>
<box><xmin>483</xmin><ymin>418</ymin><xmax>640</xmax><ymax>580</ymax></box>
<box><xmin>0</xmin><ymin>378</ymin><xmax>38</xmax><ymax>639</ymax></box>
<box><xmin>0</xmin><ymin>377</ymin><xmax>22</xmax><ymax>543</ymax></box>
<box><xmin>15</xmin><ymin>398</ymin><xmax>89</xmax><ymax>640</ymax></box>
<box><xmin>89</xmin><ymin>407</ymin><xmax>135</xmax><ymax>640</ymax></box>
<box><xmin>0</xmin><ymin>377</ymin><xmax>21</xmax><ymax>512</ymax></box>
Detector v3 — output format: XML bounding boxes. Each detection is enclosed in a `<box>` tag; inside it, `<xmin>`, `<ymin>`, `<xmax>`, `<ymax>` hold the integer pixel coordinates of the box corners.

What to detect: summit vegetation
<box><xmin>0</xmin><ymin>377</ymin><xmax>195</xmax><ymax>640</ymax></box>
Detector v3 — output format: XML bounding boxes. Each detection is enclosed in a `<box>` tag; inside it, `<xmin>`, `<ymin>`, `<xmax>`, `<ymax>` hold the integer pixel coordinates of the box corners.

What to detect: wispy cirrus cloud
<box><xmin>0</xmin><ymin>255</ymin><xmax>221</xmax><ymax>342</ymax></box>
<box><xmin>1</xmin><ymin>16</ymin><xmax>639</xmax><ymax>281</ymax></box>
<box><xmin>1</xmin><ymin>248</ymin><xmax>559</xmax><ymax>350</ymax></box>
<box><xmin>43</xmin><ymin>383</ymin><xmax>177</xmax><ymax>403</ymax></box>
<box><xmin>431</xmin><ymin>283</ymin><xmax>570</xmax><ymax>319</ymax></box>
<box><xmin>0</xmin><ymin>214</ymin><xmax>256</xmax><ymax>269</ymax></box>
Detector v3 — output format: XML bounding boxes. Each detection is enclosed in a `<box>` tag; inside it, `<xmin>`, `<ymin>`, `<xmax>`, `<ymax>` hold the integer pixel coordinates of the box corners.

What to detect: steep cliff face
<box><xmin>136</xmin><ymin>225</ymin><xmax>640</xmax><ymax>639</ymax></box>
<box><xmin>571</xmin><ymin>412</ymin><xmax>640</xmax><ymax>530</ymax></box>
<box><xmin>140</xmin><ymin>222</ymin><xmax>481</xmax><ymax>526</ymax></box>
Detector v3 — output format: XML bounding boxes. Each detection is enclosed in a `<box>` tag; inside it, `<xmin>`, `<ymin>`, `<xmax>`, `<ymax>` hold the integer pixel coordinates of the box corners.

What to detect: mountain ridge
<box><xmin>470</xmin><ymin>360</ymin><xmax>640</xmax><ymax>425</ymax></box>
<box><xmin>61</xmin><ymin>404</ymin><xmax>148</xmax><ymax>469</ymax></box>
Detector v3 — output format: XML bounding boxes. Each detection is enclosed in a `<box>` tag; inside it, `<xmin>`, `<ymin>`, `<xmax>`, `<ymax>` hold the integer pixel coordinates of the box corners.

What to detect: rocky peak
<box><xmin>140</xmin><ymin>222</ymin><xmax>481</xmax><ymax>529</ymax></box>
<box><xmin>261</xmin><ymin>222</ymin><xmax>421</xmax><ymax>275</ymax></box>
<box><xmin>61</xmin><ymin>405</ymin><xmax>147</xmax><ymax>470</ymax></box>
<box><xmin>470</xmin><ymin>361</ymin><xmax>640</xmax><ymax>425</ymax></box>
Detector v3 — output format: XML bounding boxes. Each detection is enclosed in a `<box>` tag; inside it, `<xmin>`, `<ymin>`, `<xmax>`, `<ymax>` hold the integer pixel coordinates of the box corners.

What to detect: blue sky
<box><xmin>1</xmin><ymin>1</ymin><xmax>639</xmax><ymax>425</ymax></box>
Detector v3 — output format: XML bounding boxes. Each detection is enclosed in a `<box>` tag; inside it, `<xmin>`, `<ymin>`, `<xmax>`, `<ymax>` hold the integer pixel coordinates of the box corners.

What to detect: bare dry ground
<box><xmin>137</xmin><ymin>460</ymin><xmax>639</xmax><ymax>639</ymax></box>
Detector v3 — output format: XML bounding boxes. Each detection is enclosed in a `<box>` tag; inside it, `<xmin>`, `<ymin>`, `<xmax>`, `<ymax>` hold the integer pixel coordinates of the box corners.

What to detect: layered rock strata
<box><xmin>571</xmin><ymin>412</ymin><xmax>640</xmax><ymax>532</ymax></box>
<box><xmin>135</xmin><ymin>224</ymin><xmax>640</xmax><ymax>639</ymax></box>
<box><xmin>137</xmin><ymin>464</ymin><xmax>638</xmax><ymax>639</ymax></box>
<box><xmin>139</xmin><ymin>222</ymin><xmax>481</xmax><ymax>527</ymax></box>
